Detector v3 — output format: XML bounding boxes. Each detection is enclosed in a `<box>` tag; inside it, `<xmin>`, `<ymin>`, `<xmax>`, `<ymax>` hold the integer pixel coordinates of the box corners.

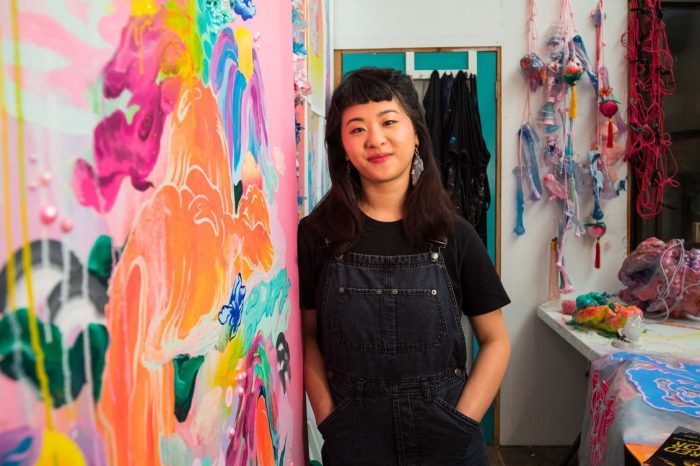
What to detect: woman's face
<box><xmin>340</xmin><ymin>98</ymin><xmax>418</xmax><ymax>189</ymax></box>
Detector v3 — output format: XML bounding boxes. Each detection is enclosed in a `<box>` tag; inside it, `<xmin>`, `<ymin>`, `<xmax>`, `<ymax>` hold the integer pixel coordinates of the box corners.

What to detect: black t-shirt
<box><xmin>297</xmin><ymin>214</ymin><xmax>510</xmax><ymax>316</ymax></box>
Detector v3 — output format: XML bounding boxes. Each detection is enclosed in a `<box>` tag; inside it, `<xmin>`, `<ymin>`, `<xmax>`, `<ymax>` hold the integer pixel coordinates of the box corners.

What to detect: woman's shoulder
<box><xmin>448</xmin><ymin>216</ymin><xmax>479</xmax><ymax>244</ymax></box>
<box><xmin>298</xmin><ymin>215</ymin><xmax>325</xmax><ymax>249</ymax></box>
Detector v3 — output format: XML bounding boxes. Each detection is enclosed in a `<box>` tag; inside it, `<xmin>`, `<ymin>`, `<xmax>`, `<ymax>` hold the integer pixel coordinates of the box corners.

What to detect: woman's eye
<box><xmin>383</xmin><ymin>120</ymin><xmax>397</xmax><ymax>126</ymax></box>
<box><xmin>350</xmin><ymin>127</ymin><xmax>365</xmax><ymax>134</ymax></box>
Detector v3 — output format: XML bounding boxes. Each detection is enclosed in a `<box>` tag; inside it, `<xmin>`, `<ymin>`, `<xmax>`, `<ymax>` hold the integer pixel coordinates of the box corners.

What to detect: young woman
<box><xmin>298</xmin><ymin>67</ymin><xmax>511</xmax><ymax>465</ymax></box>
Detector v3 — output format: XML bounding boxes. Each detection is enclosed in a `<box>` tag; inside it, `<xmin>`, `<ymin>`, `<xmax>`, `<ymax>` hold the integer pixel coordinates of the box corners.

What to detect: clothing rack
<box><xmin>404</xmin><ymin>51</ymin><xmax>478</xmax><ymax>80</ymax></box>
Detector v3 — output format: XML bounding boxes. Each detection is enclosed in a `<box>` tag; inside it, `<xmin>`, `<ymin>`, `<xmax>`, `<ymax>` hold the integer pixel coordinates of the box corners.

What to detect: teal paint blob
<box><xmin>173</xmin><ymin>354</ymin><xmax>205</xmax><ymax>422</ymax></box>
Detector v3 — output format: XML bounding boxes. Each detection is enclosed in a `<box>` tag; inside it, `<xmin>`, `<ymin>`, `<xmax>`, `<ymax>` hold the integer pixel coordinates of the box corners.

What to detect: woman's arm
<box><xmin>455</xmin><ymin>309</ymin><xmax>511</xmax><ymax>422</ymax></box>
<box><xmin>303</xmin><ymin>308</ymin><xmax>335</xmax><ymax>425</ymax></box>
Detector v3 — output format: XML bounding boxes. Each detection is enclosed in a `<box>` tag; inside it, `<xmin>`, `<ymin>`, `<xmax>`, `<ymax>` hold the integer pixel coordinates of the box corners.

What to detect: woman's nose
<box><xmin>365</xmin><ymin>125</ymin><xmax>387</xmax><ymax>148</ymax></box>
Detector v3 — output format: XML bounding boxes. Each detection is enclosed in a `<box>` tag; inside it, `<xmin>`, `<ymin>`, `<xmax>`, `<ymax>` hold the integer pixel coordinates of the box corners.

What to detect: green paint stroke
<box><xmin>253</xmin><ymin>339</ymin><xmax>272</xmax><ymax>386</ymax></box>
<box><xmin>87</xmin><ymin>235</ymin><xmax>113</xmax><ymax>283</ymax></box>
<box><xmin>243</xmin><ymin>269</ymin><xmax>290</xmax><ymax>347</ymax></box>
<box><xmin>162</xmin><ymin>0</ymin><xmax>204</xmax><ymax>79</ymax></box>
<box><xmin>195</xmin><ymin>0</ymin><xmax>229</xmax><ymax>85</ymax></box>
<box><xmin>172</xmin><ymin>354</ymin><xmax>204</xmax><ymax>422</ymax></box>
<box><xmin>233</xmin><ymin>180</ymin><xmax>243</xmax><ymax>213</ymax></box>
<box><xmin>159</xmin><ymin>433</ymin><xmax>195</xmax><ymax>466</ymax></box>
<box><xmin>0</xmin><ymin>308</ymin><xmax>109</xmax><ymax>407</ymax></box>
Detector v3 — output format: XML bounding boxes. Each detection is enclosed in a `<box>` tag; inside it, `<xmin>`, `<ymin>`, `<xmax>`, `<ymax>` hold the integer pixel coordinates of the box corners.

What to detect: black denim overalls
<box><xmin>316</xmin><ymin>242</ymin><xmax>488</xmax><ymax>465</ymax></box>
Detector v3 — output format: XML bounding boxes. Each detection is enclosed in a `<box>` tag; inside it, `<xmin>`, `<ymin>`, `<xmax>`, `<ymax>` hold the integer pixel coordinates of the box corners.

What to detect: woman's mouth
<box><xmin>367</xmin><ymin>153</ymin><xmax>391</xmax><ymax>163</ymax></box>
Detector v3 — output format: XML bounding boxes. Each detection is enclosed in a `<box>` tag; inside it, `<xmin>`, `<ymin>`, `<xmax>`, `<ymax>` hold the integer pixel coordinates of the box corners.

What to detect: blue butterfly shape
<box><xmin>218</xmin><ymin>272</ymin><xmax>246</xmax><ymax>340</ymax></box>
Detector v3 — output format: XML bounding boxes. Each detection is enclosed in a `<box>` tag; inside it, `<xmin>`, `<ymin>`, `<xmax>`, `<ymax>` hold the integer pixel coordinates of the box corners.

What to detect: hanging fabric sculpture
<box><xmin>539</xmin><ymin>5</ymin><xmax>574</xmax><ymax>293</ymax></box>
<box><xmin>598</xmin><ymin>87</ymin><xmax>618</xmax><ymax>149</ymax></box>
<box><xmin>624</xmin><ymin>0</ymin><xmax>677</xmax><ymax>219</ymax></box>
<box><xmin>594</xmin><ymin>2</ymin><xmax>627</xmax><ymax>194</ymax></box>
<box><xmin>587</xmin><ymin>148</ymin><xmax>606</xmax><ymax>269</ymax></box>
<box><xmin>586</xmin><ymin>221</ymin><xmax>607</xmax><ymax>269</ymax></box>
<box><xmin>618</xmin><ymin>237</ymin><xmax>700</xmax><ymax>321</ymax></box>
<box><xmin>520</xmin><ymin>53</ymin><xmax>546</xmax><ymax>92</ymax></box>
<box><xmin>536</xmin><ymin>0</ymin><xmax>600</xmax><ymax>291</ymax></box>
<box><xmin>563</xmin><ymin>58</ymin><xmax>583</xmax><ymax>119</ymax></box>
<box><xmin>514</xmin><ymin>0</ymin><xmax>544</xmax><ymax>236</ymax></box>
<box><xmin>581</xmin><ymin>0</ymin><xmax>624</xmax><ymax>270</ymax></box>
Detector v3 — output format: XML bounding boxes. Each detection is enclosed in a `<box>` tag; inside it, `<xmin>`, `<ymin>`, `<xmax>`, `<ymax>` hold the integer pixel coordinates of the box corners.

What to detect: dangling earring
<box><xmin>411</xmin><ymin>146</ymin><xmax>424</xmax><ymax>186</ymax></box>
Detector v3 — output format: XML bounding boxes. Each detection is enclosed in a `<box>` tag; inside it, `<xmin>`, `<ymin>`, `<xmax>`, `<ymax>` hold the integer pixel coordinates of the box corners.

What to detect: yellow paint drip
<box><xmin>0</xmin><ymin>23</ymin><xmax>15</xmax><ymax>312</ymax></box>
<box><xmin>131</xmin><ymin>0</ymin><xmax>159</xmax><ymax>16</ymax></box>
<box><xmin>213</xmin><ymin>329</ymin><xmax>246</xmax><ymax>387</ymax></box>
<box><xmin>234</xmin><ymin>28</ymin><xmax>253</xmax><ymax>82</ymax></box>
<box><xmin>35</xmin><ymin>430</ymin><xmax>87</xmax><ymax>466</ymax></box>
<box><xmin>162</xmin><ymin>0</ymin><xmax>201</xmax><ymax>78</ymax></box>
<box><xmin>10</xmin><ymin>0</ymin><xmax>54</xmax><ymax>430</ymax></box>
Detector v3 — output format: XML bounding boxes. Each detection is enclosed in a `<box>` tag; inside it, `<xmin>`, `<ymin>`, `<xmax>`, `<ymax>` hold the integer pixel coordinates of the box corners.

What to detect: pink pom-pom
<box><xmin>599</xmin><ymin>100</ymin><xmax>618</xmax><ymax>118</ymax></box>
<box><xmin>562</xmin><ymin>300</ymin><xmax>577</xmax><ymax>315</ymax></box>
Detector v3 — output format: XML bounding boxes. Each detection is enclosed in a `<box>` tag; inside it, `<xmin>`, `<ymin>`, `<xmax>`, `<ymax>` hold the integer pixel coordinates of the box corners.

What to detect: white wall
<box><xmin>335</xmin><ymin>0</ymin><xmax>629</xmax><ymax>445</ymax></box>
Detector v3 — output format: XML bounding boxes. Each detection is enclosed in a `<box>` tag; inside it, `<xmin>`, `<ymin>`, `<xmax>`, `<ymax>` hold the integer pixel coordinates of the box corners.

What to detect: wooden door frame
<box><xmin>334</xmin><ymin>46</ymin><xmax>504</xmax><ymax>445</ymax></box>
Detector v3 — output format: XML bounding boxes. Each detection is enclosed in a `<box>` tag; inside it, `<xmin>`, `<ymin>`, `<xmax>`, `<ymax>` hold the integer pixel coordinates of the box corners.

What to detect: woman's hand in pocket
<box><xmin>315</xmin><ymin>400</ymin><xmax>335</xmax><ymax>427</ymax></box>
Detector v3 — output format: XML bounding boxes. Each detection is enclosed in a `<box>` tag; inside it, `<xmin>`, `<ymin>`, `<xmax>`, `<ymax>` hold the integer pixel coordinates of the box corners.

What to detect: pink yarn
<box><xmin>561</xmin><ymin>300</ymin><xmax>577</xmax><ymax>315</ymax></box>
<box><xmin>618</xmin><ymin>238</ymin><xmax>700</xmax><ymax>320</ymax></box>
<box><xmin>623</xmin><ymin>0</ymin><xmax>679</xmax><ymax>219</ymax></box>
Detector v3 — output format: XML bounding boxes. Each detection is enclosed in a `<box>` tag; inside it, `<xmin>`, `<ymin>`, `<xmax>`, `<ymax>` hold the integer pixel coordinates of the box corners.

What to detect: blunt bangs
<box><xmin>332</xmin><ymin>69</ymin><xmax>397</xmax><ymax>112</ymax></box>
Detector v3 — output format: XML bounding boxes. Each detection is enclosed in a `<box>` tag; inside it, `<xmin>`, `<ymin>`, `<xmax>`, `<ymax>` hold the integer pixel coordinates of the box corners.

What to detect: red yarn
<box><xmin>623</xmin><ymin>0</ymin><xmax>678</xmax><ymax>219</ymax></box>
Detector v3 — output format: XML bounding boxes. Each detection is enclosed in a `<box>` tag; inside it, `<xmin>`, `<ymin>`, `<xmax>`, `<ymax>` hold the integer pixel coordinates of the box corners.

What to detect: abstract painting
<box><xmin>0</xmin><ymin>0</ymin><xmax>302</xmax><ymax>465</ymax></box>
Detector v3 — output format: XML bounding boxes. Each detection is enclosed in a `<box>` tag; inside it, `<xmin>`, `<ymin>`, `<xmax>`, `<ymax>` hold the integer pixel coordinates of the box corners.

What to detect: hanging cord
<box><xmin>594</xmin><ymin>0</ymin><xmax>604</xmax><ymax>149</ymax></box>
<box><xmin>593</xmin><ymin>1</ymin><xmax>615</xmax><ymax>193</ymax></box>
<box><xmin>527</xmin><ymin>0</ymin><xmax>538</xmax><ymax>55</ymax></box>
<box><xmin>520</xmin><ymin>0</ymin><xmax>539</xmax><ymax>130</ymax></box>
<box><xmin>514</xmin><ymin>0</ymin><xmax>540</xmax><ymax>235</ymax></box>
<box><xmin>623</xmin><ymin>0</ymin><xmax>678</xmax><ymax>219</ymax></box>
<box><xmin>559</xmin><ymin>0</ymin><xmax>576</xmax><ymax>36</ymax></box>
<box><xmin>644</xmin><ymin>239</ymin><xmax>700</xmax><ymax>323</ymax></box>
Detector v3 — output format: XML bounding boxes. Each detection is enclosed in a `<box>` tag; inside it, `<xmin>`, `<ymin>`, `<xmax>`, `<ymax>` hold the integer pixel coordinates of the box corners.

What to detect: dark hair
<box><xmin>308</xmin><ymin>67</ymin><xmax>455</xmax><ymax>254</ymax></box>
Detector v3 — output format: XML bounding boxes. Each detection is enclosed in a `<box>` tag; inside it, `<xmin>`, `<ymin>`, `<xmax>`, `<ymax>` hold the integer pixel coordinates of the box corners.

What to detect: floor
<box><xmin>486</xmin><ymin>446</ymin><xmax>578</xmax><ymax>466</ymax></box>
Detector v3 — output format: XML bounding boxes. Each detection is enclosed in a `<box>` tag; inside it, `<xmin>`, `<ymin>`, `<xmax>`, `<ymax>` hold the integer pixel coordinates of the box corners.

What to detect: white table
<box><xmin>537</xmin><ymin>299</ymin><xmax>700</xmax><ymax>362</ymax></box>
<box><xmin>538</xmin><ymin>299</ymin><xmax>700</xmax><ymax>465</ymax></box>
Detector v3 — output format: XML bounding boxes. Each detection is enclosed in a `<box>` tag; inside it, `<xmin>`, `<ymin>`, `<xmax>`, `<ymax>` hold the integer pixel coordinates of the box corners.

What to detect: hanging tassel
<box><xmin>572</xmin><ymin>35</ymin><xmax>599</xmax><ymax>91</ymax></box>
<box><xmin>586</xmin><ymin>221</ymin><xmax>607</xmax><ymax>269</ymax></box>
<box><xmin>588</xmin><ymin>151</ymin><xmax>605</xmax><ymax>221</ymax></box>
<box><xmin>549</xmin><ymin>238</ymin><xmax>560</xmax><ymax>301</ymax></box>
<box><xmin>564</xmin><ymin>59</ymin><xmax>582</xmax><ymax>120</ymax></box>
<box><xmin>513</xmin><ymin>167</ymin><xmax>526</xmax><ymax>235</ymax></box>
<box><xmin>607</xmin><ymin>118</ymin><xmax>614</xmax><ymax>148</ymax></box>
<box><xmin>519</xmin><ymin>123</ymin><xmax>543</xmax><ymax>200</ymax></box>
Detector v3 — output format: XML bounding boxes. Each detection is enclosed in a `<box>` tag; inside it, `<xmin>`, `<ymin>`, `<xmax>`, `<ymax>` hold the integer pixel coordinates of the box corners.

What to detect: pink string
<box><xmin>559</xmin><ymin>0</ymin><xmax>577</xmax><ymax>40</ymax></box>
<box><xmin>594</xmin><ymin>0</ymin><xmax>604</xmax><ymax>148</ymax></box>
<box><xmin>527</xmin><ymin>0</ymin><xmax>538</xmax><ymax>55</ymax></box>
<box><xmin>519</xmin><ymin>0</ymin><xmax>538</xmax><ymax>169</ymax></box>
<box><xmin>623</xmin><ymin>0</ymin><xmax>678</xmax><ymax>219</ymax></box>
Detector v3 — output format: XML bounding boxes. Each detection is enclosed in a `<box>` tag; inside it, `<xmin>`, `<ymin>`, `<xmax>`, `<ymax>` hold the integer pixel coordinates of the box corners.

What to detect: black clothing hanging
<box><xmin>440</xmin><ymin>72</ymin><xmax>454</xmax><ymax>127</ymax></box>
<box><xmin>422</xmin><ymin>71</ymin><xmax>444</xmax><ymax>168</ymax></box>
<box><xmin>427</xmin><ymin>70</ymin><xmax>491</xmax><ymax>246</ymax></box>
<box><xmin>465</xmin><ymin>73</ymin><xmax>491</xmax><ymax>244</ymax></box>
<box><xmin>422</xmin><ymin>71</ymin><xmax>456</xmax><ymax>171</ymax></box>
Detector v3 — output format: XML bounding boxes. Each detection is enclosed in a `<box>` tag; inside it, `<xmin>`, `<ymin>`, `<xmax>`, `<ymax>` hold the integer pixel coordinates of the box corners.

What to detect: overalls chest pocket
<box><xmin>331</xmin><ymin>286</ymin><xmax>448</xmax><ymax>354</ymax></box>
